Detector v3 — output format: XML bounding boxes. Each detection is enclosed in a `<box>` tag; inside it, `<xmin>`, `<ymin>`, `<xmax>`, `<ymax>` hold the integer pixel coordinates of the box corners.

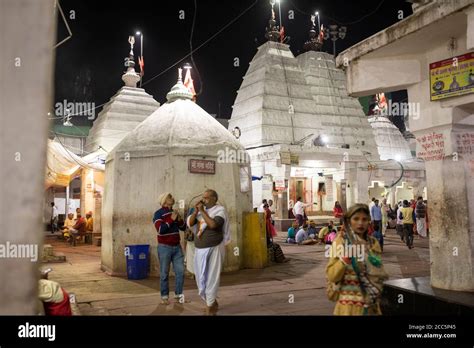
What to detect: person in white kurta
<box><xmin>187</xmin><ymin>189</ymin><xmax>230</xmax><ymax>315</ymax></box>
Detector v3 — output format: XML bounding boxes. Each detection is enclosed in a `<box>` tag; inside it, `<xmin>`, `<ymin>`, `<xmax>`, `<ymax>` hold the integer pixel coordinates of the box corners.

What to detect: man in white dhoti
<box><xmin>187</xmin><ymin>189</ymin><xmax>230</xmax><ymax>315</ymax></box>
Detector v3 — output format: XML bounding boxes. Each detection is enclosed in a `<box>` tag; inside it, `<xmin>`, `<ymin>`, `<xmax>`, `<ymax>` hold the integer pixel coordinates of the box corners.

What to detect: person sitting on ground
<box><xmin>296</xmin><ymin>224</ymin><xmax>318</xmax><ymax>245</ymax></box>
<box><xmin>325</xmin><ymin>228</ymin><xmax>337</xmax><ymax>245</ymax></box>
<box><xmin>295</xmin><ymin>224</ymin><xmax>308</xmax><ymax>244</ymax></box>
<box><xmin>318</xmin><ymin>221</ymin><xmax>335</xmax><ymax>244</ymax></box>
<box><xmin>307</xmin><ymin>220</ymin><xmax>317</xmax><ymax>239</ymax></box>
<box><xmin>287</xmin><ymin>222</ymin><xmax>298</xmax><ymax>244</ymax></box>
<box><xmin>38</xmin><ymin>269</ymin><xmax>73</xmax><ymax>316</ymax></box>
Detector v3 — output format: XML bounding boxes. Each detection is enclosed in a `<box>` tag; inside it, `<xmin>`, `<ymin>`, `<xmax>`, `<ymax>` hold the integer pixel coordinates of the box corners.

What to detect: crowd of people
<box><xmin>280</xmin><ymin>195</ymin><xmax>428</xmax><ymax>316</ymax></box>
<box><xmin>99</xmin><ymin>191</ymin><xmax>426</xmax><ymax>316</ymax></box>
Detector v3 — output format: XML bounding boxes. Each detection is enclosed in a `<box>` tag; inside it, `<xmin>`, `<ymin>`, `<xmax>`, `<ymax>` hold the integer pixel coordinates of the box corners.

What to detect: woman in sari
<box><xmin>264</xmin><ymin>203</ymin><xmax>277</xmax><ymax>246</ymax></box>
<box><xmin>333</xmin><ymin>201</ymin><xmax>344</xmax><ymax>225</ymax></box>
<box><xmin>326</xmin><ymin>204</ymin><xmax>388</xmax><ymax>315</ymax></box>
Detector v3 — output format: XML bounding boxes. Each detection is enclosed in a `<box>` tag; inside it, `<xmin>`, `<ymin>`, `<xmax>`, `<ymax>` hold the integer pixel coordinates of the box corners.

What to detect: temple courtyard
<box><xmin>43</xmin><ymin>230</ymin><xmax>430</xmax><ymax>315</ymax></box>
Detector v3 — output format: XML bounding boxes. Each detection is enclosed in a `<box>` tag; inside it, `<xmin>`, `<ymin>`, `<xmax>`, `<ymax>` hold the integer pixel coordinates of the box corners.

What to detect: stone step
<box><xmin>41</xmin><ymin>245</ymin><xmax>67</xmax><ymax>263</ymax></box>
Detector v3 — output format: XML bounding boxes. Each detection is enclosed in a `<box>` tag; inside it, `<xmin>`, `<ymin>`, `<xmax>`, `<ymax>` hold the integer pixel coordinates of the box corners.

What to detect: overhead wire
<box><xmin>141</xmin><ymin>0</ymin><xmax>259</xmax><ymax>87</ymax></box>
<box><xmin>50</xmin><ymin>0</ymin><xmax>259</xmax><ymax>140</ymax></box>
<box><xmin>288</xmin><ymin>0</ymin><xmax>387</xmax><ymax>26</ymax></box>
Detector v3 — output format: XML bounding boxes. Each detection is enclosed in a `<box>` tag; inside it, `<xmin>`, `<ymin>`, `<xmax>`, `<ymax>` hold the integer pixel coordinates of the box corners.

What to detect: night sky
<box><xmin>54</xmin><ymin>0</ymin><xmax>413</xmax><ymax>127</ymax></box>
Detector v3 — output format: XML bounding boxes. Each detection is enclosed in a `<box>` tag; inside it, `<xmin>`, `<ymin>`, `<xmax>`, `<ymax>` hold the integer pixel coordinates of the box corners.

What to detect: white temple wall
<box><xmin>102</xmin><ymin>154</ymin><xmax>251</xmax><ymax>276</ymax></box>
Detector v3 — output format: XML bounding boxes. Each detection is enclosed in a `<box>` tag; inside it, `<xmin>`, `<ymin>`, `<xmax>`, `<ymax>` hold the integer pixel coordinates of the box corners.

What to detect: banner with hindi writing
<box><xmin>430</xmin><ymin>52</ymin><xmax>474</xmax><ymax>101</ymax></box>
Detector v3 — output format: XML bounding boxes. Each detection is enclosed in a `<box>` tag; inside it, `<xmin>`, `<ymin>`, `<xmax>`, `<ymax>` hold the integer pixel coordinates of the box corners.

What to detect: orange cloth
<box><xmin>86</xmin><ymin>217</ymin><xmax>93</xmax><ymax>232</ymax></box>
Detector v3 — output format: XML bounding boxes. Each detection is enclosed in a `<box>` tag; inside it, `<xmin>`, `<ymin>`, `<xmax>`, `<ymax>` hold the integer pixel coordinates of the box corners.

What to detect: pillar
<box><xmin>0</xmin><ymin>0</ymin><xmax>56</xmax><ymax>314</ymax></box>
<box><xmin>465</xmin><ymin>4</ymin><xmax>474</xmax><ymax>51</ymax></box>
<box><xmin>426</xmin><ymin>152</ymin><xmax>474</xmax><ymax>290</ymax></box>
<box><xmin>355</xmin><ymin>165</ymin><xmax>370</xmax><ymax>205</ymax></box>
<box><xmin>81</xmin><ymin>169</ymin><xmax>95</xmax><ymax>216</ymax></box>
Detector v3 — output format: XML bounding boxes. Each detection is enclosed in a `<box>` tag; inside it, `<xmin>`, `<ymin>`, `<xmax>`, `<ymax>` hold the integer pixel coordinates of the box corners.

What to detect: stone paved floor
<box><xmin>43</xmin><ymin>229</ymin><xmax>430</xmax><ymax>315</ymax></box>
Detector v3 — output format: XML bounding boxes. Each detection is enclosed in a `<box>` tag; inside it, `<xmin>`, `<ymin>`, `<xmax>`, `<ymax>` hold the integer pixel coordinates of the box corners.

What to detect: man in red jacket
<box><xmin>153</xmin><ymin>192</ymin><xmax>186</xmax><ymax>305</ymax></box>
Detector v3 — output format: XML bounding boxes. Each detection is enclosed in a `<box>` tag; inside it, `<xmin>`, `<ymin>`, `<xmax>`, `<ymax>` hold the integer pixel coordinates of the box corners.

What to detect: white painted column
<box><xmin>426</xmin><ymin>154</ymin><xmax>474</xmax><ymax>290</ymax></box>
<box><xmin>355</xmin><ymin>165</ymin><xmax>370</xmax><ymax>205</ymax></box>
<box><xmin>0</xmin><ymin>0</ymin><xmax>56</xmax><ymax>314</ymax></box>
<box><xmin>465</xmin><ymin>5</ymin><xmax>474</xmax><ymax>51</ymax></box>
<box><xmin>81</xmin><ymin>169</ymin><xmax>95</xmax><ymax>215</ymax></box>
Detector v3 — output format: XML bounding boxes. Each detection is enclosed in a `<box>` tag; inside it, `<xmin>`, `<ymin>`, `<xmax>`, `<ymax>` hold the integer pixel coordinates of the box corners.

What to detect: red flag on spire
<box><xmin>319</xmin><ymin>24</ymin><xmax>325</xmax><ymax>43</ymax></box>
<box><xmin>138</xmin><ymin>56</ymin><xmax>144</xmax><ymax>77</ymax></box>
<box><xmin>184</xmin><ymin>68</ymin><xmax>196</xmax><ymax>100</ymax></box>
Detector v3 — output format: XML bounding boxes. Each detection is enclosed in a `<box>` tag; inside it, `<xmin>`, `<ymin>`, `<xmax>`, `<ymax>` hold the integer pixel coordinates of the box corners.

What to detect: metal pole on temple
<box><xmin>266</xmin><ymin>0</ymin><xmax>280</xmax><ymax>42</ymax></box>
<box><xmin>122</xmin><ymin>36</ymin><xmax>141</xmax><ymax>88</ymax></box>
<box><xmin>277</xmin><ymin>0</ymin><xmax>282</xmax><ymax>31</ymax></box>
<box><xmin>326</xmin><ymin>24</ymin><xmax>347</xmax><ymax>57</ymax></box>
<box><xmin>136</xmin><ymin>31</ymin><xmax>144</xmax><ymax>88</ymax></box>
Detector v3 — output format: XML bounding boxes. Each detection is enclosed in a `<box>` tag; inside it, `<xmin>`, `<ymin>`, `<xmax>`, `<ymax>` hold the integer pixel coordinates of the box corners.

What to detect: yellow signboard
<box><xmin>430</xmin><ymin>52</ymin><xmax>474</xmax><ymax>101</ymax></box>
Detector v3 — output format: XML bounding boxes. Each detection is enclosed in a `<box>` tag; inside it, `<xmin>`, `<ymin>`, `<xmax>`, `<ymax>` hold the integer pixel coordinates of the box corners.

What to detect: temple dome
<box><xmin>112</xmin><ymin>81</ymin><xmax>244</xmax><ymax>158</ymax></box>
<box><xmin>368</xmin><ymin>115</ymin><xmax>412</xmax><ymax>161</ymax></box>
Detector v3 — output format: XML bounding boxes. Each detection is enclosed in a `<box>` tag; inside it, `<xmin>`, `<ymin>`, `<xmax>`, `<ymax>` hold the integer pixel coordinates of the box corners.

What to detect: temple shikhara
<box><xmin>229</xmin><ymin>4</ymin><xmax>426</xmax><ymax>223</ymax></box>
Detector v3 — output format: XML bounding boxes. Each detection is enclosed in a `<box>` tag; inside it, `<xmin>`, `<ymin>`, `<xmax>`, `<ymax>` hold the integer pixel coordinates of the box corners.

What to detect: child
<box><xmin>196</xmin><ymin>215</ymin><xmax>207</xmax><ymax>239</ymax></box>
<box><xmin>371</xmin><ymin>222</ymin><xmax>384</xmax><ymax>252</ymax></box>
<box><xmin>318</xmin><ymin>221</ymin><xmax>335</xmax><ymax>244</ymax></box>
<box><xmin>287</xmin><ymin>222</ymin><xmax>298</xmax><ymax>244</ymax></box>
<box><xmin>325</xmin><ymin>230</ymin><xmax>337</xmax><ymax>244</ymax></box>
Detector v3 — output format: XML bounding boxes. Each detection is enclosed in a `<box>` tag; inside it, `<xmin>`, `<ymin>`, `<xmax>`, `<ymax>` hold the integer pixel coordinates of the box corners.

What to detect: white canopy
<box><xmin>45</xmin><ymin>139</ymin><xmax>105</xmax><ymax>188</ymax></box>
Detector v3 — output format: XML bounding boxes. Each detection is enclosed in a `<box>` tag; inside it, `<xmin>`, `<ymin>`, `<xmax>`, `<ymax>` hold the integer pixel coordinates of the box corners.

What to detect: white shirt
<box><xmin>295</xmin><ymin>228</ymin><xmax>308</xmax><ymax>244</ymax></box>
<box><xmin>293</xmin><ymin>201</ymin><xmax>308</xmax><ymax>216</ymax></box>
<box><xmin>52</xmin><ymin>206</ymin><xmax>59</xmax><ymax>218</ymax></box>
<box><xmin>369</xmin><ymin>201</ymin><xmax>375</xmax><ymax>218</ymax></box>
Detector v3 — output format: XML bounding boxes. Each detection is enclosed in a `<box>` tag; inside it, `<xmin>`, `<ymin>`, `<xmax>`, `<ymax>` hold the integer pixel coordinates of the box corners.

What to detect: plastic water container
<box><xmin>125</xmin><ymin>244</ymin><xmax>150</xmax><ymax>280</ymax></box>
